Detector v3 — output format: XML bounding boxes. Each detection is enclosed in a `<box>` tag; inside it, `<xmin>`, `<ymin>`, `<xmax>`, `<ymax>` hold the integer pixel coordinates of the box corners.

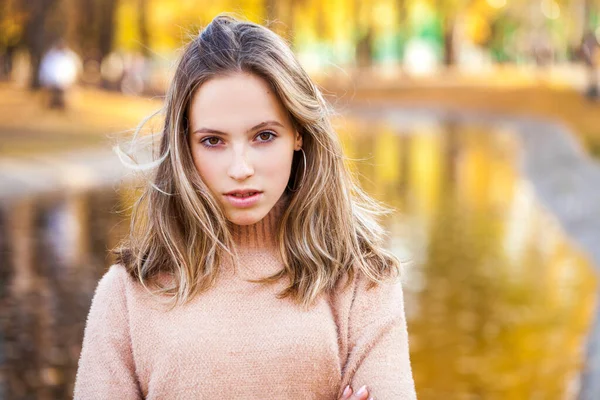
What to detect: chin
<box><xmin>226</xmin><ymin>208</ymin><xmax>266</xmax><ymax>226</ymax></box>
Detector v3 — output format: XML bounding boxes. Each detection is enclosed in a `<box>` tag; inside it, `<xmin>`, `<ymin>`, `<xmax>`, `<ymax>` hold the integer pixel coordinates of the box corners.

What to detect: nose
<box><xmin>227</xmin><ymin>147</ymin><xmax>254</xmax><ymax>181</ymax></box>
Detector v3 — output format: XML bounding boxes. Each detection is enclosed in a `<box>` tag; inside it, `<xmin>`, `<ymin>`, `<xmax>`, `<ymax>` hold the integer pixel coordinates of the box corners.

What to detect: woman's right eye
<box><xmin>200</xmin><ymin>137</ymin><xmax>222</xmax><ymax>148</ymax></box>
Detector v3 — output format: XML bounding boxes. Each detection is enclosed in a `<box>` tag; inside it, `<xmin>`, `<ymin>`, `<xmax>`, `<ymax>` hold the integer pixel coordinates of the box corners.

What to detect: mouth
<box><xmin>226</xmin><ymin>191</ymin><xmax>261</xmax><ymax>198</ymax></box>
<box><xmin>223</xmin><ymin>190</ymin><xmax>263</xmax><ymax>208</ymax></box>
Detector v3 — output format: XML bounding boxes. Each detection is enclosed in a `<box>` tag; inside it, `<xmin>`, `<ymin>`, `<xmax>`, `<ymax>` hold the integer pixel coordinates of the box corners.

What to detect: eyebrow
<box><xmin>191</xmin><ymin>120</ymin><xmax>285</xmax><ymax>136</ymax></box>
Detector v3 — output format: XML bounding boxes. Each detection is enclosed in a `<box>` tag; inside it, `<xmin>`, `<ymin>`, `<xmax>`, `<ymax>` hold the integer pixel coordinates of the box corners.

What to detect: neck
<box><xmin>229</xmin><ymin>192</ymin><xmax>291</xmax><ymax>250</ymax></box>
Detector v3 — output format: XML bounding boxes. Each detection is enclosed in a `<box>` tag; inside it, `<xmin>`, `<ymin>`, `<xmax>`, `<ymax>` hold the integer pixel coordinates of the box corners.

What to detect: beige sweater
<box><xmin>74</xmin><ymin>194</ymin><xmax>417</xmax><ymax>399</ymax></box>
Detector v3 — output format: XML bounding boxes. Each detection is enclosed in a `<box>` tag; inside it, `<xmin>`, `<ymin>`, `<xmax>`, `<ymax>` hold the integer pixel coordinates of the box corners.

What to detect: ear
<box><xmin>294</xmin><ymin>131</ymin><xmax>303</xmax><ymax>150</ymax></box>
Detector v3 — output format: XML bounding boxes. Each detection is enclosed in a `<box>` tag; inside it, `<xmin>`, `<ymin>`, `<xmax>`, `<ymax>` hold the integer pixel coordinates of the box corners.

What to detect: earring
<box><xmin>286</xmin><ymin>148</ymin><xmax>306</xmax><ymax>192</ymax></box>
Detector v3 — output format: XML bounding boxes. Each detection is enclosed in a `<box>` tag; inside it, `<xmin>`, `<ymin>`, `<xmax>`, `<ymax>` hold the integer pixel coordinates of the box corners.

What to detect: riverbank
<box><xmin>0</xmin><ymin>82</ymin><xmax>161</xmax><ymax>157</ymax></box>
<box><xmin>320</xmin><ymin>69</ymin><xmax>600</xmax><ymax>158</ymax></box>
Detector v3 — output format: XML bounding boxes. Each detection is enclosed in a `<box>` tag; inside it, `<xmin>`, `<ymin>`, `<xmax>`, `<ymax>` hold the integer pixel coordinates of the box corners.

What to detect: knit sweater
<box><xmin>73</xmin><ymin>194</ymin><xmax>417</xmax><ymax>399</ymax></box>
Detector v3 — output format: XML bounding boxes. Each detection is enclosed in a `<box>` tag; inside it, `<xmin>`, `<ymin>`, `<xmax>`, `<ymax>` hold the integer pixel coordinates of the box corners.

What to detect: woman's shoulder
<box><xmin>96</xmin><ymin>264</ymin><xmax>136</xmax><ymax>291</ymax></box>
<box><xmin>327</xmin><ymin>267</ymin><xmax>407</xmax><ymax>347</ymax></box>
<box><xmin>89</xmin><ymin>264</ymin><xmax>133</xmax><ymax>306</ymax></box>
<box><xmin>94</xmin><ymin>264</ymin><xmax>176</xmax><ymax>312</ymax></box>
<box><xmin>331</xmin><ymin>267</ymin><xmax>405</xmax><ymax>312</ymax></box>
<box><xmin>92</xmin><ymin>263</ymin><xmax>153</xmax><ymax>306</ymax></box>
<box><xmin>104</xmin><ymin>262</ymin><xmax>129</xmax><ymax>278</ymax></box>
<box><xmin>82</xmin><ymin>265</ymin><xmax>135</xmax><ymax>331</ymax></box>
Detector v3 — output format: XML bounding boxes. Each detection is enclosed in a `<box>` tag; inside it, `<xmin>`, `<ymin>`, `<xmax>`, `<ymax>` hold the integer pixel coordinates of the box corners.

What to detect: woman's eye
<box><xmin>200</xmin><ymin>131</ymin><xmax>275</xmax><ymax>148</ymax></box>
<box><xmin>201</xmin><ymin>137</ymin><xmax>222</xmax><ymax>147</ymax></box>
<box><xmin>257</xmin><ymin>131</ymin><xmax>275</xmax><ymax>142</ymax></box>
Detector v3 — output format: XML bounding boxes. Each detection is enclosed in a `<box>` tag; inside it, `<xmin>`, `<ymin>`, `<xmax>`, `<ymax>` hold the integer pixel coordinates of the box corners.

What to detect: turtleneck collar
<box><xmin>228</xmin><ymin>192</ymin><xmax>291</xmax><ymax>250</ymax></box>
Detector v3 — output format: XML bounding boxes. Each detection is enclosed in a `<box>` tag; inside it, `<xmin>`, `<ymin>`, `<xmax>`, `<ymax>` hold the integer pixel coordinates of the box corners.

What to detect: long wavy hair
<box><xmin>113</xmin><ymin>13</ymin><xmax>402</xmax><ymax>311</ymax></box>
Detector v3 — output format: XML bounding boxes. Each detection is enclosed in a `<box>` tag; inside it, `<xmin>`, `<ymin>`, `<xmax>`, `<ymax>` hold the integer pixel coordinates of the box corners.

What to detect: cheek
<box><xmin>191</xmin><ymin>151</ymin><xmax>221</xmax><ymax>189</ymax></box>
<box><xmin>258</xmin><ymin>146</ymin><xmax>295</xmax><ymax>183</ymax></box>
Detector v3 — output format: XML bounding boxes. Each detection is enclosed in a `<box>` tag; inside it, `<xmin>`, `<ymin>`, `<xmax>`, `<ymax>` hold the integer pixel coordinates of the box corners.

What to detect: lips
<box><xmin>228</xmin><ymin>192</ymin><xmax>259</xmax><ymax>198</ymax></box>
<box><xmin>225</xmin><ymin>189</ymin><xmax>262</xmax><ymax>197</ymax></box>
<box><xmin>223</xmin><ymin>190</ymin><xmax>263</xmax><ymax>208</ymax></box>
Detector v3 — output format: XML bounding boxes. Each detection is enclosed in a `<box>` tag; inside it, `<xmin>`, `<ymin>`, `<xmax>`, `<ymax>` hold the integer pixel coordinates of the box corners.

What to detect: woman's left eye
<box><xmin>256</xmin><ymin>131</ymin><xmax>276</xmax><ymax>142</ymax></box>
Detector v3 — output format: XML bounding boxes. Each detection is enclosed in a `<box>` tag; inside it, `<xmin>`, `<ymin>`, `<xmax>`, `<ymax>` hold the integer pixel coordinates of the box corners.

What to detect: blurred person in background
<box><xmin>0</xmin><ymin>42</ymin><xmax>18</xmax><ymax>80</ymax></box>
<box><xmin>581</xmin><ymin>29</ymin><xmax>599</xmax><ymax>100</ymax></box>
<box><xmin>39</xmin><ymin>38</ymin><xmax>81</xmax><ymax>109</ymax></box>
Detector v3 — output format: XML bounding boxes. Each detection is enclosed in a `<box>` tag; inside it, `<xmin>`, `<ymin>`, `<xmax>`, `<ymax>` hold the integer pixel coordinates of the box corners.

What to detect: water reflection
<box><xmin>0</xmin><ymin>190</ymin><xmax>128</xmax><ymax>398</ymax></box>
<box><xmin>0</xmin><ymin>118</ymin><xmax>597</xmax><ymax>399</ymax></box>
<box><xmin>341</xmin><ymin>118</ymin><xmax>597</xmax><ymax>399</ymax></box>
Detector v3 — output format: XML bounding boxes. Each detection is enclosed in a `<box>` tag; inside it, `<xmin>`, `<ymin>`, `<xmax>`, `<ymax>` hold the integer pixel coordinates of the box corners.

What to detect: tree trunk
<box><xmin>442</xmin><ymin>16</ymin><xmax>456</xmax><ymax>66</ymax></box>
<box><xmin>75</xmin><ymin>0</ymin><xmax>96</xmax><ymax>59</ymax></box>
<box><xmin>138</xmin><ymin>0</ymin><xmax>150</xmax><ymax>57</ymax></box>
<box><xmin>23</xmin><ymin>0</ymin><xmax>59</xmax><ymax>89</ymax></box>
<box><xmin>395</xmin><ymin>0</ymin><xmax>408</xmax><ymax>64</ymax></box>
<box><xmin>98</xmin><ymin>0</ymin><xmax>118</xmax><ymax>61</ymax></box>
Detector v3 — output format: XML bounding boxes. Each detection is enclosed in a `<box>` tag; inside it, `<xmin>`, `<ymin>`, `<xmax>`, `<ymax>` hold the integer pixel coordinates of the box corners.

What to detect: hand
<box><xmin>339</xmin><ymin>384</ymin><xmax>373</xmax><ymax>400</ymax></box>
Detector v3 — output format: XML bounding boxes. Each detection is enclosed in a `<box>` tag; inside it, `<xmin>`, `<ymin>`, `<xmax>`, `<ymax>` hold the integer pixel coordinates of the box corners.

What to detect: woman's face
<box><xmin>188</xmin><ymin>72</ymin><xmax>302</xmax><ymax>226</ymax></box>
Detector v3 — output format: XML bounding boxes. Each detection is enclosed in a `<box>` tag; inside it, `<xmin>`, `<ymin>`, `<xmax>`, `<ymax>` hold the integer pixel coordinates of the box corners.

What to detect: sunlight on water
<box><xmin>338</xmin><ymin>117</ymin><xmax>598</xmax><ymax>400</ymax></box>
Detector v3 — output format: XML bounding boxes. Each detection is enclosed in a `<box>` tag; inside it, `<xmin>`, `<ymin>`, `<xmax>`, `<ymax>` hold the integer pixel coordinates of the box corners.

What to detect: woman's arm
<box><xmin>341</xmin><ymin>272</ymin><xmax>417</xmax><ymax>399</ymax></box>
<box><xmin>73</xmin><ymin>265</ymin><xmax>143</xmax><ymax>399</ymax></box>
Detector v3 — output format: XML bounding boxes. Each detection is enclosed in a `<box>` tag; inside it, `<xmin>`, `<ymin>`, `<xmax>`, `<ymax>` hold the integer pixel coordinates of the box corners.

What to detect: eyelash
<box><xmin>200</xmin><ymin>131</ymin><xmax>277</xmax><ymax>149</ymax></box>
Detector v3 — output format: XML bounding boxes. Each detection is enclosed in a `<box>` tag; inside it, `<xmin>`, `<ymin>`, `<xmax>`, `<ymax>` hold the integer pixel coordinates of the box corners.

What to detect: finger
<box><xmin>340</xmin><ymin>385</ymin><xmax>352</xmax><ymax>400</ymax></box>
<box><xmin>351</xmin><ymin>385</ymin><xmax>369</xmax><ymax>400</ymax></box>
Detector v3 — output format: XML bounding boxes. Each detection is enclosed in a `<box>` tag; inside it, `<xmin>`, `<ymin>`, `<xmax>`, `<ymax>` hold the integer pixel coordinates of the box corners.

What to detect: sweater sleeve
<box><xmin>74</xmin><ymin>264</ymin><xmax>142</xmax><ymax>399</ymax></box>
<box><xmin>341</xmin><ymin>273</ymin><xmax>417</xmax><ymax>399</ymax></box>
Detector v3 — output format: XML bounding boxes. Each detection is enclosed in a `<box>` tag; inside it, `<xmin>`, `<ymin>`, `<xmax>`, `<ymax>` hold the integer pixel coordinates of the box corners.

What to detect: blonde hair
<box><xmin>114</xmin><ymin>13</ymin><xmax>401</xmax><ymax>310</ymax></box>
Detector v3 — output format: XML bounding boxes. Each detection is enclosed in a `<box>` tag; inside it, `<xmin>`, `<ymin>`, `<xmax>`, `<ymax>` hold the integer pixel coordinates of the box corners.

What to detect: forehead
<box><xmin>189</xmin><ymin>72</ymin><xmax>290</xmax><ymax>129</ymax></box>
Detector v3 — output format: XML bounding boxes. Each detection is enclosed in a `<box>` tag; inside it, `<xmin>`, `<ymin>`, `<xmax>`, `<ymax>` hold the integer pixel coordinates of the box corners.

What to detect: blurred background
<box><xmin>1</xmin><ymin>0</ymin><xmax>600</xmax><ymax>399</ymax></box>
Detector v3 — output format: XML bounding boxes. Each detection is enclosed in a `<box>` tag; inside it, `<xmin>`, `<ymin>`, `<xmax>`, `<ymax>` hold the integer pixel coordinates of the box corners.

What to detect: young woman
<box><xmin>74</xmin><ymin>14</ymin><xmax>416</xmax><ymax>399</ymax></box>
